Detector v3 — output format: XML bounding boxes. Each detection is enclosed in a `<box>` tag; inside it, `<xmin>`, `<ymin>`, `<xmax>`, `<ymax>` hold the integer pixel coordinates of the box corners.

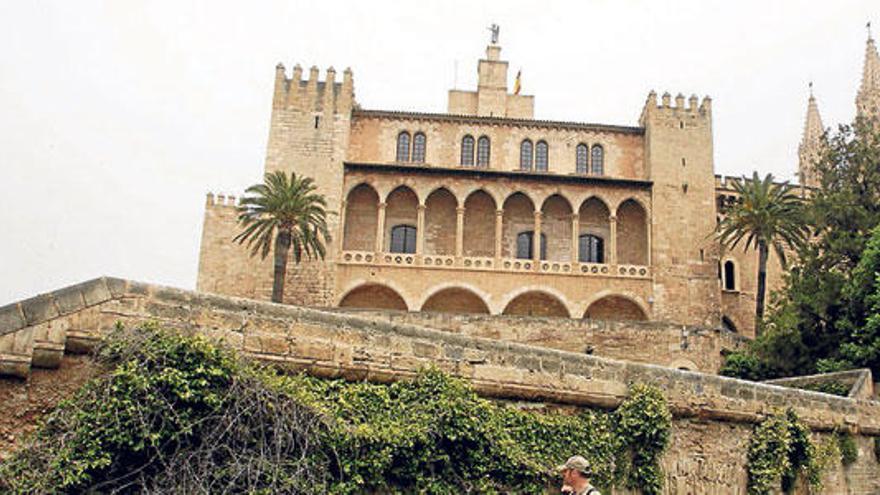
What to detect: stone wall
<box><xmin>334</xmin><ymin>309</ymin><xmax>745</xmax><ymax>374</ymax></box>
<box><xmin>2</xmin><ymin>278</ymin><xmax>879</xmax><ymax>493</ymax></box>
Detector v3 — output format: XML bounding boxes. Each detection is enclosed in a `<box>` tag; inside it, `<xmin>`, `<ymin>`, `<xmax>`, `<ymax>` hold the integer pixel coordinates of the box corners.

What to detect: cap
<box><xmin>556</xmin><ymin>455</ymin><xmax>591</xmax><ymax>475</ymax></box>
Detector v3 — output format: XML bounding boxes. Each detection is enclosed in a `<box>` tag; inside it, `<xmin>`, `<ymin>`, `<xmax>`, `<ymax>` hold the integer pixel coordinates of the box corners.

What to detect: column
<box><xmin>494</xmin><ymin>209</ymin><xmax>503</xmax><ymax>260</ymax></box>
<box><xmin>533</xmin><ymin>211</ymin><xmax>543</xmax><ymax>265</ymax></box>
<box><xmin>337</xmin><ymin>200</ymin><xmax>347</xmax><ymax>256</ymax></box>
<box><xmin>416</xmin><ymin>204</ymin><xmax>426</xmax><ymax>255</ymax></box>
<box><xmin>608</xmin><ymin>214</ymin><xmax>617</xmax><ymax>265</ymax></box>
<box><xmin>375</xmin><ymin>202</ymin><xmax>386</xmax><ymax>253</ymax></box>
<box><xmin>455</xmin><ymin>206</ymin><xmax>465</xmax><ymax>258</ymax></box>
<box><xmin>570</xmin><ymin>214</ymin><xmax>579</xmax><ymax>263</ymax></box>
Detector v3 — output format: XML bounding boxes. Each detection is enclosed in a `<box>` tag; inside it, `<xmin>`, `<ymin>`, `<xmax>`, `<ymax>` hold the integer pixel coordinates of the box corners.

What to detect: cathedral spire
<box><xmin>798</xmin><ymin>84</ymin><xmax>825</xmax><ymax>188</ymax></box>
<box><xmin>856</xmin><ymin>26</ymin><xmax>880</xmax><ymax>119</ymax></box>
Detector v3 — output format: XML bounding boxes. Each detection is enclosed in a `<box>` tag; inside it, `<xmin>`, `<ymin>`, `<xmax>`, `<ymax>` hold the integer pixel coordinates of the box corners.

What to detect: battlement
<box><xmin>272</xmin><ymin>63</ymin><xmax>355</xmax><ymax>115</ymax></box>
<box><xmin>205</xmin><ymin>192</ymin><xmax>239</xmax><ymax>207</ymax></box>
<box><xmin>639</xmin><ymin>90</ymin><xmax>711</xmax><ymax>126</ymax></box>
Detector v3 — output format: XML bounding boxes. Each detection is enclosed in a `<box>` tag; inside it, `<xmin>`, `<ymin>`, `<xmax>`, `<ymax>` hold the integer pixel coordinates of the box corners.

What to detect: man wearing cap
<box><xmin>557</xmin><ymin>455</ymin><xmax>600</xmax><ymax>495</ymax></box>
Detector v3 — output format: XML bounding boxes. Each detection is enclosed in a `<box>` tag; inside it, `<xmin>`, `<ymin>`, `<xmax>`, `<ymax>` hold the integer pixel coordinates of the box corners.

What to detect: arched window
<box><xmin>516</xmin><ymin>231</ymin><xmax>547</xmax><ymax>260</ymax></box>
<box><xmin>476</xmin><ymin>136</ymin><xmax>491</xmax><ymax>167</ymax></box>
<box><xmin>576</xmin><ymin>143</ymin><xmax>589</xmax><ymax>174</ymax></box>
<box><xmin>520</xmin><ymin>139</ymin><xmax>533</xmax><ymax>171</ymax></box>
<box><xmin>396</xmin><ymin>132</ymin><xmax>411</xmax><ymax>162</ymax></box>
<box><xmin>578</xmin><ymin>234</ymin><xmax>604</xmax><ymax>263</ymax></box>
<box><xmin>390</xmin><ymin>224</ymin><xmax>417</xmax><ymax>254</ymax></box>
<box><xmin>591</xmin><ymin>145</ymin><xmax>604</xmax><ymax>175</ymax></box>
<box><xmin>412</xmin><ymin>132</ymin><xmax>426</xmax><ymax>163</ymax></box>
<box><xmin>535</xmin><ymin>140</ymin><xmax>549</xmax><ymax>171</ymax></box>
<box><xmin>460</xmin><ymin>135</ymin><xmax>475</xmax><ymax>166</ymax></box>
<box><xmin>723</xmin><ymin>260</ymin><xmax>736</xmax><ymax>291</ymax></box>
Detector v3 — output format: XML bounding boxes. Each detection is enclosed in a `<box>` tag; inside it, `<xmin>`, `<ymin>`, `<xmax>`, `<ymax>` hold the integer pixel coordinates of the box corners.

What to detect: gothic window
<box><xmin>578</xmin><ymin>234</ymin><xmax>604</xmax><ymax>263</ymax></box>
<box><xmin>476</xmin><ymin>136</ymin><xmax>491</xmax><ymax>167</ymax></box>
<box><xmin>390</xmin><ymin>224</ymin><xmax>417</xmax><ymax>254</ymax></box>
<box><xmin>591</xmin><ymin>144</ymin><xmax>604</xmax><ymax>175</ymax></box>
<box><xmin>396</xmin><ymin>131</ymin><xmax>411</xmax><ymax>162</ymax></box>
<box><xmin>516</xmin><ymin>231</ymin><xmax>547</xmax><ymax>260</ymax></box>
<box><xmin>723</xmin><ymin>260</ymin><xmax>736</xmax><ymax>291</ymax></box>
<box><xmin>520</xmin><ymin>139</ymin><xmax>533</xmax><ymax>171</ymax></box>
<box><xmin>576</xmin><ymin>143</ymin><xmax>589</xmax><ymax>174</ymax></box>
<box><xmin>461</xmin><ymin>135</ymin><xmax>475</xmax><ymax>166</ymax></box>
<box><xmin>535</xmin><ymin>140</ymin><xmax>548</xmax><ymax>171</ymax></box>
<box><xmin>412</xmin><ymin>132</ymin><xmax>426</xmax><ymax>163</ymax></box>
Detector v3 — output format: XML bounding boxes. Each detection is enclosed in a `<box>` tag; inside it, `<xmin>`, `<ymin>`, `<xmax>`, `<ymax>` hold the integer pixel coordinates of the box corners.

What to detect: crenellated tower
<box><xmin>798</xmin><ymin>87</ymin><xmax>825</xmax><ymax>188</ymax></box>
<box><xmin>640</xmin><ymin>91</ymin><xmax>721</xmax><ymax>327</ymax></box>
<box><xmin>856</xmin><ymin>32</ymin><xmax>880</xmax><ymax>120</ymax></box>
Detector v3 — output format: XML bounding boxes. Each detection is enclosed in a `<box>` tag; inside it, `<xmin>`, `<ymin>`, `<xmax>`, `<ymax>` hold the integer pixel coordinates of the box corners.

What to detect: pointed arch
<box><xmin>385</xmin><ymin>186</ymin><xmax>418</xmax><ymax>253</ymax></box>
<box><xmin>464</xmin><ymin>189</ymin><xmax>497</xmax><ymax>257</ymax></box>
<box><xmin>541</xmin><ymin>194</ymin><xmax>573</xmax><ymax>262</ymax></box>
<box><xmin>396</xmin><ymin>131</ymin><xmax>411</xmax><ymax>162</ymax></box>
<box><xmin>502</xmin><ymin>192</ymin><xmax>536</xmax><ymax>259</ymax></box>
<box><xmin>424</xmin><ymin>188</ymin><xmax>457</xmax><ymax>255</ymax></box>
<box><xmin>343</xmin><ymin>183</ymin><xmax>379</xmax><ymax>251</ymax></box>
<box><xmin>616</xmin><ymin>198</ymin><xmax>648</xmax><ymax>265</ymax></box>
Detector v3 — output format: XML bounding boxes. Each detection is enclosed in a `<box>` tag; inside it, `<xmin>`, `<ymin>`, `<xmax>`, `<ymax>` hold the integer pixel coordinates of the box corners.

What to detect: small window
<box><xmin>396</xmin><ymin>132</ymin><xmax>411</xmax><ymax>162</ymax></box>
<box><xmin>412</xmin><ymin>132</ymin><xmax>426</xmax><ymax>163</ymax></box>
<box><xmin>578</xmin><ymin>234</ymin><xmax>604</xmax><ymax>263</ymax></box>
<box><xmin>516</xmin><ymin>231</ymin><xmax>547</xmax><ymax>260</ymax></box>
<box><xmin>520</xmin><ymin>139</ymin><xmax>533</xmax><ymax>171</ymax></box>
<box><xmin>576</xmin><ymin>143</ymin><xmax>588</xmax><ymax>174</ymax></box>
<box><xmin>461</xmin><ymin>135</ymin><xmax>475</xmax><ymax>166</ymax></box>
<box><xmin>723</xmin><ymin>260</ymin><xmax>736</xmax><ymax>291</ymax></box>
<box><xmin>535</xmin><ymin>140</ymin><xmax>548</xmax><ymax>171</ymax></box>
<box><xmin>476</xmin><ymin>136</ymin><xmax>491</xmax><ymax>168</ymax></box>
<box><xmin>591</xmin><ymin>145</ymin><xmax>604</xmax><ymax>175</ymax></box>
<box><xmin>390</xmin><ymin>225</ymin><xmax>417</xmax><ymax>254</ymax></box>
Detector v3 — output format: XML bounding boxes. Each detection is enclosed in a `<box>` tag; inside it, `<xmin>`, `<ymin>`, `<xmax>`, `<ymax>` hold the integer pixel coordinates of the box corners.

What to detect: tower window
<box><xmin>578</xmin><ymin>234</ymin><xmax>604</xmax><ymax>263</ymax></box>
<box><xmin>476</xmin><ymin>136</ymin><xmax>490</xmax><ymax>168</ymax></box>
<box><xmin>396</xmin><ymin>132</ymin><xmax>411</xmax><ymax>162</ymax></box>
<box><xmin>516</xmin><ymin>231</ymin><xmax>547</xmax><ymax>260</ymax></box>
<box><xmin>412</xmin><ymin>132</ymin><xmax>426</xmax><ymax>163</ymax></box>
<box><xmin>520</xmin><ymin>139</ymin><xmax>533</xmax><ymax>171</ymax></box>
<box><xmin>576</xmin><ymin>143</ymin><xmax>588</xmax><ymax>174</ymax></box>
<box><xmin>591</xmin><ymin>145</ymin><xmax>604</xmax><ymax>175</ymax></box>
<box><xmin>723</xmin><ymin>260</ymin><xmax>736</xmax><ymax>291</ymax></box>
<box><xmin>535</xmin><ymin>140</ymin><xmax>549</xmax><ymax>171</ymax></box>
<box><xmin>390</xmin><ymin>224</ymin><xmax>417</xmax><ymax>254</ymax></box>
<box><xmin>461</xmin><ymin>135</ymin><xmax>475</xmax><ymax>166</ymax></box>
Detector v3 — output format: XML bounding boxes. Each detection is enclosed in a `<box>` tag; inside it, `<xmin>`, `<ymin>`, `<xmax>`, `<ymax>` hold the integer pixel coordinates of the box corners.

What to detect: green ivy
<box><xmin>837</xmin><ymin>431</ymin><xmax>858</xmax><ymax>466</ymax></box>
<box><xmin>746</xmin><ymin>409</ymin><xmax>821</xmax><ymax>494</ymax></box>
<box><xmin>874</xmin><ymin>436</ymin><xmax>880</xmax><ymax>462</ymax></box>
<box><xmin>798</xmin><ymin>381</ymin><xmax>851</xmax><ymax>397</ymax></box>
<box><xmin>0</xmin><ymin>324</ymin><xmax>673</xmax><ymax>494</ymax></box>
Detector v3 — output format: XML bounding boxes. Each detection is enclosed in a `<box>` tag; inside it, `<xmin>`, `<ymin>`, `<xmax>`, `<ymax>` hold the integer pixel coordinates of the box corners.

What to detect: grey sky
<box><xmin>0</xmin><ymin>0</ymin><xmax>875</xmax><ymax>304</ymax></box>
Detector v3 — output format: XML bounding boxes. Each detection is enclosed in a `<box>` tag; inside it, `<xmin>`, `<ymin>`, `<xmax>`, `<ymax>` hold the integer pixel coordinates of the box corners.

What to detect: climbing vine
<box><xmin>837</xmin><ymin>431</ymin><xmax>858</xmax><ymax>466</ymax></box>
<box><xmin>746</xmin><ymin>409</ymin><xmax>821</xmax><ymax>494</ymax></box>
<box><xmin>0</xmin><ymin>324</ymin><xmax>673</xmax><ymax>494</ymax></box>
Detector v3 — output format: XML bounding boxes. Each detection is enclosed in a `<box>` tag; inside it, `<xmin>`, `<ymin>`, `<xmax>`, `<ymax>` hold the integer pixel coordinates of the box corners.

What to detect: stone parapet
<box><xmin>1</xmin><ymin>277</ymin><xmax>879</xmax><ymax>437</ymax></box>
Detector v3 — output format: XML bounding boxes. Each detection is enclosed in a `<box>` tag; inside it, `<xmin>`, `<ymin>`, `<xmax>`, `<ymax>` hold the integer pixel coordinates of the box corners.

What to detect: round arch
<box><xmin>669</xmin><ymin>359</ymin><xmax>699</xmax><ymax>372</ymax></box>
<box><xmin>420</xmin><ymin>286</ymin><xmax>491</xmax><ymax>314</ymax></box>
<box><xmin>583</xmin><ymin>293</ymin><xmax>649</xmax><ymax>321</ymax></box>
<box><xmin>338</xmin><ymin>283</ymin><xmax>409</xmax><ymax>311</ymax></box>
<box><xmin>501</xmin><ymin>289</ymin><xmax>571</xmax><ymax>318</ymax></box>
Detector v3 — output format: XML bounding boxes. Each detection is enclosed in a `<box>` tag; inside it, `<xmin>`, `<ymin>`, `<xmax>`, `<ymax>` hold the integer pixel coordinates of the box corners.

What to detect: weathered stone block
<box><xmin>21</xmin><ymin>295</ymin><xmax>58</xmax><ymax>326</ymax></box>
<box><xmin>81</xmin><ymin>279</ymin><xmax>112</xmax><ymax>306</ymax></box>
<box><xmin>0</xmin><ymin>303</ymin><xmax>25</xmax><ymax>336</ymax></box>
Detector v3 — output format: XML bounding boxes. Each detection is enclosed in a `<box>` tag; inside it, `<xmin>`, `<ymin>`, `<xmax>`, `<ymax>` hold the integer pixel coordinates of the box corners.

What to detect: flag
<box><xmin>514</xmin><ymin>70</ymin><xmax>521</xmax><ymax>95</ymax></box>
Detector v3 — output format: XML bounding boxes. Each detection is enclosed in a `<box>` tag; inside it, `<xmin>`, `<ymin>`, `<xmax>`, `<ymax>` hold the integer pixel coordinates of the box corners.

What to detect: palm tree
<box><xmin>234</xmin><ymin>171</ymin><xmax>331</xmax><ymax>303</ymax></box>
<box><xmin>716</xmin><ymin>172</ymin><xmax>809</xmax><ymax>334</ymax></box>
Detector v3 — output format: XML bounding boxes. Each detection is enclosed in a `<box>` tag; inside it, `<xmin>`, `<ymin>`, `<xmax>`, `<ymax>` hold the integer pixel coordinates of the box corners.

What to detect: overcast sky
<box><xmin>0</xmin><ymin>1</ymin><xmax>876</xmax><ymax>304</ymax></box>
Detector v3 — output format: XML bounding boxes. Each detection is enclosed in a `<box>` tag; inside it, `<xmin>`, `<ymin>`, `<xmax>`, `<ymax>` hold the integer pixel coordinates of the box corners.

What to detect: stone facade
<box><xmin>2</xmin><ymin>278</ymin><xmax>879</xmax><ymax>493</ymax></box>
<box><xmin>197</xmin><ymin>35</ymin><xmax>880</xmax><ymax>340</ymax></box>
